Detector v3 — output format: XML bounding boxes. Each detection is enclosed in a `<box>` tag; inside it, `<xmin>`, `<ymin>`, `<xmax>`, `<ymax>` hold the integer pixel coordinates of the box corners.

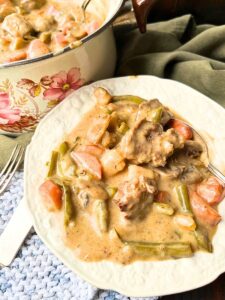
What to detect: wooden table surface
<box><xmin>163</xmin><ymin>272</ymin><xmax>225</xmax><ymax>300</ymax></box>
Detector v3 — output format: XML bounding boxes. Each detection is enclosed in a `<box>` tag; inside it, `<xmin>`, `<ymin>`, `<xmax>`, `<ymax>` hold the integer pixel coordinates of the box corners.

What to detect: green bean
<box><xmin>150</xmin><ymin>107</ymin><xmax>163</xmax><ymax>123</ymax></box>
<box><xmin>126</xmin><ymin>241</ymin><xmax>193</xmax><ymax>258</ymax></box>
<box><xmin>131</xmin><ymin>244</ymin><xmax>160</xmax><ymax>256</ymax></box>
<box><xmin>95</xmin><ymin>200</ymin><xmax>108</xmax><ymax>233</ymax></box>
<box><xmin>47</xmin><ymin>151</ymin><xmax>58</xmax><ymax>177</ymax></box>
<box><xmin>165</xmin><ymin>243</ymin><xmax>193</xmax><ymax>258</ymax></box>
<box><xmin>63</xmin><ymin>184</ymin><xmax>75</xmax><ymax>227</ymax></box>
<box><xmin>50</xmin><ymin>177</ymin><xmax>63</xmax><ymax>187</ymax></box>
<box><xmin>117</xmin><ymin>122</ymin><xmax>129</xmax><ymax>135</ymax></box>
<box><xmin>153</xmin><ymin>202</ymin><xmax>174</xmax><ymax>216</ymax></box>
<box><xmin>194</xmin><ymin>229</ymin><xmax>212</xmax><ymax>253</ymax></box>
<box><xmin>57</xmin><ymin>159</ymin><xmax>64</xmax><ymax>177</ymax></box>
<box><xmin>176</xmin><ymin>184</ymin><xmax>192</xmax><ymax>214</ymax></box>
<box><xmin>59</xmin><ymin>142</ymin><xmax>69</xmax><ymax>155</ymax></box>
<box><xmin>106</xmin><ymin>186</ymin><xmax>118</xmax><ymax>199</ymax></box>
<box><xmin>114</xmin><ymin>230</ymin><xmax>193</xmax><ymax>258</ymax></box>
<box><xmin>49</xmin><ymin>175</ymin><xmax>72</xmax><ymax>188</ymax></box>
<box><xmin>112</xmin><ymin>95</ymin><xmax>145</xmax><ymax>105</ymax></box>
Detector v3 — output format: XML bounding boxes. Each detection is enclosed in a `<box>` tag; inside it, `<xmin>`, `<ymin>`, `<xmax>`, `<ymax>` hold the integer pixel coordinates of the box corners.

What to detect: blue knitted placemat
<box><xmin>0</xmin><ymin>172</ymin><xmax>158</xmax><ymax>300</ymax></box>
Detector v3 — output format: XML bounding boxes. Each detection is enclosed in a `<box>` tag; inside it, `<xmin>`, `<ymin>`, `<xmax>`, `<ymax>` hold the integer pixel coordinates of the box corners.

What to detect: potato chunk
<box><xmin>100</xmin><ymin>149</ymin><xmax>125</xmax><ymax>177</ymax></box>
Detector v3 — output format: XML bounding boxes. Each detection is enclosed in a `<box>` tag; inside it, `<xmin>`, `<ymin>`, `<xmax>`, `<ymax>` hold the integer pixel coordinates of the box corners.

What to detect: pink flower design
<box><xmin>43</xmin><ymin>68</ymin><xmax>84</xmax><ymax>101</ymax></box>
<box><xmin>0</xmin><ymin>92</ymin><xmax>21</xmax><ymax>125</ymax></box>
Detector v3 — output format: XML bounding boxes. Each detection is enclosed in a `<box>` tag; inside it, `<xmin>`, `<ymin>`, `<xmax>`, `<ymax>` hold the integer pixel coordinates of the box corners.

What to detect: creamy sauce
<box><xmin>50</xmin><ymin>104</ymin><xmax>217</xmax><ymax>264</ymax></box>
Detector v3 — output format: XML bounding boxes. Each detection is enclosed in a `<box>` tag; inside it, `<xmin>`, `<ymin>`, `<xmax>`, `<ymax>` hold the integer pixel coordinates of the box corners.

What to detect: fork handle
<box><xmin>208</xmin><ymin>163</ymin><xmax>225</xmax><ymax>185</ymax></box>
<box><xmin>0</xmin><ymin>198</ymin><xmax>32</xmax><ymax>267</ymax></box>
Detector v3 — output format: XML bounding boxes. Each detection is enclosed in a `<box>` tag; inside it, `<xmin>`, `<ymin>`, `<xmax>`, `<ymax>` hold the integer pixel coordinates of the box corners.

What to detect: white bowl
<box><xmin>25</xmin><ymin>76</ymin><xmax>225</xmax><ymax>297</ymax></box>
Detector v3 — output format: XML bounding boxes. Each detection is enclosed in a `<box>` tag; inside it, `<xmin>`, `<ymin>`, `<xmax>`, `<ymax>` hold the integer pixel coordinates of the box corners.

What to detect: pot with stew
<box><xmin>0</xmin><ymin>0</ymin><xmax>124</xmax><ymax>135</ymax></box>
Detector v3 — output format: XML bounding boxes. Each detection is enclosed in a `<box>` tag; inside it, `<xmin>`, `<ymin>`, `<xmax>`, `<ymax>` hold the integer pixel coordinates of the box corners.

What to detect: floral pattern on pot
<box><xmin>0</xmin><ymin>67</ymin><xmax>85</xmax><ymax>134</ymax></box>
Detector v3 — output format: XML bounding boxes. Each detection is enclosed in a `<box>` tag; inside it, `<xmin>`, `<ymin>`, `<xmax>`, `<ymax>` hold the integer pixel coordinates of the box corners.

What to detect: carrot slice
<box><xmin>78</xmin><ymin>145</ymin><xmax>104</xmax><ymax>157</ymax></box>
<box><xmin>197</xmin><ymin>177</ymin><xmax>224</xmax><ymax>205</ymax></box>
<box><xmin>170</xmin><ymin>119</ymin><xmax>193</xmax><ymax>140</ymax></box>
<box><xmin>39</xmin><ymin>180</ymin><xmax>62</xmax><ymax>211</ymax></box>
<box><xmin>53</xmin><ymin>32</ymin><xmax>68</xmax><ymax>48</ymax></box>
<box><xmin>190</xmin><ymin>192</ymin><xmax>221</xmax><ymax>226</ymax></box>
<box><xmin>71</xmin><ymin>151</ymin><xmax>102</xmax><ymax>179</ymax></box>
<box><xmin>7</xmin><ymin>50</ymin><xmax>27</xmax><ymax>63</ymax></box>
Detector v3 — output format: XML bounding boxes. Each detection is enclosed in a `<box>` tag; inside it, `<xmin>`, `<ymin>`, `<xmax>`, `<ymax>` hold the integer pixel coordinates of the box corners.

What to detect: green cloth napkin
<box><xmin>1</xmin><ymin>14</ymin><xmax>225</xmax><ymax>170</ymax></box>
<box><xmin>116</xmin><ymin>14</ymin><xmax>225</xmax><ymax>106</ymax></box>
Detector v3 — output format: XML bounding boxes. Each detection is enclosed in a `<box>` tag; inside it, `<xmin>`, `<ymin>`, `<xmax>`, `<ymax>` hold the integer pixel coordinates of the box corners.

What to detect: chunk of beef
<box><xmin>153</xmin><ymin>139</ymin><xmax>204</xmax><ymax>183</ymax></box>
<box><xmin>120</xmin><ymin>121</ymin><xmax>162</xmax><ymax>164</ymax></box>
<box><xmin>120</xmin><ymin>120</ymin><xmax>184</xmax><ymax>167</ymax></box>
<box><xmin>154</xmin><ymin>160</ymin><xmax>203</xmax><ymax>184</ymax></box>
<box><xmin>151</xmin><ymin>129</ymin><xmax>185</xmax><ymax>166</ymax></box>
<box><xmin>153</xmin><ymin>164</ymin><xmax>186</xmax><ymax>179</ymax></box>
<box><xmin>180</xmin><ymin>165</ymin><xmax>203</xmax><ymax>184</ymax></box>
<box><xmin>114</xmin><ymin>176</ymin><xmax>157</xmax><ymax>219</ymax></box>
<box><xmin>136</xmin><ymin>99</ymin><xmax>173</xmax><ymax>126</ymax></box>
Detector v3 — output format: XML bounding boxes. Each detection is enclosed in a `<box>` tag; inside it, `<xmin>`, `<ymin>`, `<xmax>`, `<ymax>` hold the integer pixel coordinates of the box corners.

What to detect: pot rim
<box><xmin>0</xmin><ymin>0</ymin><xmax>125</xmax><ymax>70</ymax></box>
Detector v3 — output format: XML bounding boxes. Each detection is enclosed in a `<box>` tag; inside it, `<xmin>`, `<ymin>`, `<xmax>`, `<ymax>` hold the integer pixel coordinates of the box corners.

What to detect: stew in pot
<box><xmin>0</xmin><ymin>0</ymin><xmax>103</xmax><ymax>64</ymax></box>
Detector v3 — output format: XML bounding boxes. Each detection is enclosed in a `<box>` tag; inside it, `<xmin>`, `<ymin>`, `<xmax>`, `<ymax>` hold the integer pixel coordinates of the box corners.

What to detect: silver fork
<box><xmin>81</xmin><ymin>0</ymin><xmax>92</xmax><ymax>22</ymax></box>
<box><xmin>0</xmin><ymin>144</ymin><xmax>25</xmax><ymax>194</ymax></box>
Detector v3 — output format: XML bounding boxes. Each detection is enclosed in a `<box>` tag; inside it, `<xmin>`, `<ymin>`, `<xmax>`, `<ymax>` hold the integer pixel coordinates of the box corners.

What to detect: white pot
<box><xmin>0</xmin><ymin>0</ymin><xmax>124</xmax><ymax>135</ymax></box>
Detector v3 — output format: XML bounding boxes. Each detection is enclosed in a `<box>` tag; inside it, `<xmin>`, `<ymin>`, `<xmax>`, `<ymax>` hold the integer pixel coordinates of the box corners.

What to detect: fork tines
<box><xmin>0</xmin><ymin>144</ymin><xmax>25</xmax><ymax>195</ymax></box>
